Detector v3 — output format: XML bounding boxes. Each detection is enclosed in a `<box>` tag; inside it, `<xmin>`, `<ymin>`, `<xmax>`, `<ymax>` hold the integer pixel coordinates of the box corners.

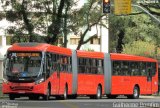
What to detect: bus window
<box><xmin>68</xmin><ymin>57</ymin><xmax>72</xmax><ymax>72</ymax></box>
<box><xmin>86</xmin><ymin>59</ymin><xmax>91</xmax><ymax>74</ymax></box>
<box><xmin>151</xmin><ymin>62</ymin><xmax>156</xmax><ymax>76</ymax></box>
<box><xmin>112</xmin><ymin>61</ymin><xmax>121</xmax><ymax>75</ymax></box>
<box><xmin>97</xmin><ymin>59</ymin><xmax>103</xmax><ymax>74</ymax></box>
<box><xmin>78</xmin><ymin>58</ymin><xmax>85</xmax><ymax>73</ymax></box>
<box><xmin>139</xmin><ymin>62</ymin><xmax>146</xmax><ymax>76</ymax></box>
<box><xmin>91</xmin><ymin>59</ymin><xmax>97</xmax><ymax>74</ymax></box>
<box><xmin>130</xmin><ymin>62</ymin><xmax>140</xmax><ymax>76</ymax></box>
<box><xmin>121</xmin><ymin>61</ymin><xmax>129</xmax><ymax>75</ymax></box>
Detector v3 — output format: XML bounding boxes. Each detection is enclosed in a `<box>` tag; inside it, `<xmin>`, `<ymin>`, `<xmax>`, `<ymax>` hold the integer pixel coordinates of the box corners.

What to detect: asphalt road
<box><xmin>0</xmin><ymin>96</ymin><xmax>160</xmax><ymax>108</ymax></box>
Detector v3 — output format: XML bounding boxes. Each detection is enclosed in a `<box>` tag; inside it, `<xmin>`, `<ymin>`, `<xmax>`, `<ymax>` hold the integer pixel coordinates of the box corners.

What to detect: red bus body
<box><xmin>111</xmin><ymin>53</ymin><xmax>158</xmax><ymax>95</ymax></box>
<box><xmin>2</xmin><ymin>43</ymin><xmax>158</xmax><ymax>100</ymax></box>
<box><xmin>76</xmin><ymin>50</ymin><xmax>104</xmax><ymax>95</ymax></box>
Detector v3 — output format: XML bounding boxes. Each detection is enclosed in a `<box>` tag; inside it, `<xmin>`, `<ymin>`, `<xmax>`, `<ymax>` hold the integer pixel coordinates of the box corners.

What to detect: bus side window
<box><xmin>67</xmin><ymin>57</ymin><xmax>72</xmax><ymax>72</ymax></box>
<box><xmin>78</xmin><ymin>58</ymin><xmax>85</xmax><ymax>73</ymax></box>
<box><xmin>51</xmin><ymin>53</ymin><xmax>57</xmax><ymax>72</ymax></box>
<box><xmin>112</xmin><ymin>61</ymin><xmax>121</xmax><ymax>75</ymax></box>
<box><xmin>139</xmin><ymin>62</ymin><xmax>146</xmax><ymax>76</ymax></box>
<box><xmin>121</xmin><ymin>61</ymin><xmax>129</xmax><ymax>76</ymax></box>
<box><xmin>112</xmin><ymin>61</ymin><xmax>116</xmax><ymax>75</ymax></box>
<box><xmin>151</xmin><ymin>63</ymin><xmax>156</xmax><ymax>76</ymax></box>
<box><xmin>97</xmin><ymin>59</ymin><xmax>103</xmax><ymax>74</ymax></box>
<box><xmin>130</xmin><ymin>62</ymin><xmax>139</xmax><ymax>76</ymax></box>
<box><xmin>85</xmin><ymin>59</ymin><xmax>91</xmax><ymax>74</ymax></box>
<box><xmin>91</xmin><ymin>59</ymin><xmax>97</xmax><ymax>74</ymax></box>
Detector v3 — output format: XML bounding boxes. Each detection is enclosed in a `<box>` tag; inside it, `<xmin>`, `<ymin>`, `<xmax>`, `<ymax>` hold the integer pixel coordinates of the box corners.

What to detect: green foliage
<box><xmin>109</xmin><ymin>4</ymin><xmax>160</xmax><ymax>54</ymax></box>
<box><xmin>1</xmin><ymin>0</ymin><xmax>160</xmax><ymax>51</ymax></box>
<box><xmin>124</xmin><ymin>14</ymin><xmax>160</xmax><ymax>43</ymax></box>
<box><xmin>122</xmin><ymin>41</ymin><xmax>156</xmax><ymax>58</ymax></box>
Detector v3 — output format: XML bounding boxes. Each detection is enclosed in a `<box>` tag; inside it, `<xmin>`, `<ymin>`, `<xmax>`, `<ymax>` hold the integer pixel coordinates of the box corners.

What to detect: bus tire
<box><xmin>43</xmin><ymin>86</ymin><xmax>50</xmax><ymax>100</ymax></box>
<box><xmin>63</xmin><ymin>86</ymin><xmax>68</xmax><ymax>100</ymax></box>
<box><xmin>127</xmin><ymin>86</ymin><xmax>139</xmax><ymax>99</ymax></box>
<box><xmin>9</xmin><ymin>94</ymin><xmax>15</xmax><ymax>100</ymax></box>
<box><xmin>96</xmin><ymin>85</ymin><xmax>102</xmax><ymax>99</ymax></box>
<box><xmin>132</xmin><ymin>86</ymin><xmax>140</xmax><ymax>99</ymax></box>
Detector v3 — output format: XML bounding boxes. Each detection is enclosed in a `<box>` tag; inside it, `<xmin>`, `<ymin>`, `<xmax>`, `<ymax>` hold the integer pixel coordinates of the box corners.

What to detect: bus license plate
<box><xmin>18</xmin><ymin>91</ymin><xmax>25</xmax><ymax>94</ymax></box>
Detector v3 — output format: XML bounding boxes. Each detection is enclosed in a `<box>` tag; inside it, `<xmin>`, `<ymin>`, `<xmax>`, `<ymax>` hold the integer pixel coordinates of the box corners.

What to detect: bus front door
<box><xmin>50</xmin><ymin>63</ymin><xmax>60</xmax><ymax>95</ymax></box>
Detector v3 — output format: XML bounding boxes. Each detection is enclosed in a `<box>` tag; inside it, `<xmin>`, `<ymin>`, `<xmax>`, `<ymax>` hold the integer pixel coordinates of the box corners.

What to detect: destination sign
<box><xmin>15</xmin><ymin>53</ymin><xmax>40</xmax><ymax>57</ymax></box>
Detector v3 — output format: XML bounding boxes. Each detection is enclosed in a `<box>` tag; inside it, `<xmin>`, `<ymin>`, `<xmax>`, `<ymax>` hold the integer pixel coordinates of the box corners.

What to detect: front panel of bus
<box><xmin>2</xmin><ymin>51</ymin><xmax>47</xmax><ymax>95</ymax></box>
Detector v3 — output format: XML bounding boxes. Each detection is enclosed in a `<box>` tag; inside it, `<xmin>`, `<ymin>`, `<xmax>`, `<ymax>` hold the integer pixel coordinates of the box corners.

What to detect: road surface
<box><xmin>0</xmin><ymin>96</ymin><xmax>160</xmax><ymax>108</ymax></box>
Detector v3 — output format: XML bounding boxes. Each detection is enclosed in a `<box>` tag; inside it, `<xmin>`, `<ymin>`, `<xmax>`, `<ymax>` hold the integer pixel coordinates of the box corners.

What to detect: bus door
<box><xmin>46</xmin><ymin>53</ymin><xmax>60</xmax><ymax>95</ymax></box>
<box><xmin>146</xmin><ymin>63</ymin><xmax>152</xmax><ymax>94</ymax></box>
<box><xmin>53</xmin><ymin>54</ymin><xmax>61</xmax><ymax>94</ymax></box>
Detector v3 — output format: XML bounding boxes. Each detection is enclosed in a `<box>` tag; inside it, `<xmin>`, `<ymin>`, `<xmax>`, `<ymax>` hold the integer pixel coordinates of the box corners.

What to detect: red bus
<box><xmin>2</xmin><ymin>43</ymin><xmax>158</xmax><ymax>100</ymax></box>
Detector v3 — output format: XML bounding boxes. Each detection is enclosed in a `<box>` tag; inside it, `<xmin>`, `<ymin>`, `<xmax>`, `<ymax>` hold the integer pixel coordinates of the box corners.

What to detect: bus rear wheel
<box><xmin>96</xmin><ymin>86</ymin><xmax>102</xmax><ymax>99</ymax></box>
<box><xmin>63</xmin><ymin>86</ymin><xmax>68</xmax><ymax>100</ymax></box>
<box><xmin>127</xmin><ymin>86</ymin><xmax>139</xmax><ymax>99</ymax></box>
<box><xmin>90</xmin><ymin>86</ymin><xmax>102</xmax><ymax>99</ymax></box>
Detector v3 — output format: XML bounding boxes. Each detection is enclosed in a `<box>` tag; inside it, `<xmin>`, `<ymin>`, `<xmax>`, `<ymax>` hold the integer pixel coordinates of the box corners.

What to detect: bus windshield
<box><xmin>5</xmin><ymin>52</ymin><xmax>42</xmax><ymax>78</ymax></box>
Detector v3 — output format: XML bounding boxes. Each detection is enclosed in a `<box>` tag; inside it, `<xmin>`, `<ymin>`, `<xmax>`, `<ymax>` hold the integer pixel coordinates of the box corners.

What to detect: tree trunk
<box><xmin>116</xmin><ymin>30</ymin><xmax>124</xmax><ymax>53</ymax></box>
<box><xmin>21</xmin><ymin>0</ymin><xmax>34</xmax><ymax>42</ymax></box>
<box><xmin>63</xmin><ymin>1</ymin><xmax>70</xmax><ymax>47</ymax></box>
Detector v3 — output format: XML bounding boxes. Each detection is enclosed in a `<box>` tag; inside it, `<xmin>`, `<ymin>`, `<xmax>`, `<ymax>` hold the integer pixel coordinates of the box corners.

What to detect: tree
<box><xmin>122</xmin><ymin>40</ymin><xmax>156</xmax><ymax>58</ymax></box>
<box><xmin>0</xmin><ymin>0</ymin><xmax>109</xmax><ymax>50</ymax></box>
<box><xmin>139</xmin><ymin>1</ymin><xmax>160</xmax><ymax>17</ymax></box>
<box><xmin>0</xmin><ymin>0</ymin><xmax>74</xmax><ymax>45</ymax></box>
<box><xmin>109</xmin><ymin>1</ymin><xmax>160</xmax><ymax>54</ymax></box>
<box><xmin>68</xmin><ymin>0</ymin><xmax>108</xmax><ymax>50</ymax></box>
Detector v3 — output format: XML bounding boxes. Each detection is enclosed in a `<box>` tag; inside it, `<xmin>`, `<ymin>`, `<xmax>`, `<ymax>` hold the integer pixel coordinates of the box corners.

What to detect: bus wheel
<box><xmin>96</xmin><ymin>86</ymin><xmax>102</xmax><ymax>99</ymax></box>
<box><xmin>127</xmin><ymin>86</ymin><xmax>139</xmax><ymax>99</ymax></box>
<box><xmin>43</xmin><ymin>86</ymin><xmax>50</xmax><ymax>100</ymax></box>
<box><xmin>133</xmin><ymin>86</ymin><xmax>140</xmax><ymax>99</ymax></box>
<box><xmin>9</xmin><ymin>94</ymin><xmax>15</xmax><ymax>100</ymax></box>
<box><xmin>63</xmin><ymin>86</ymin><xmax>68</xmax><ymax>100</ymax></box>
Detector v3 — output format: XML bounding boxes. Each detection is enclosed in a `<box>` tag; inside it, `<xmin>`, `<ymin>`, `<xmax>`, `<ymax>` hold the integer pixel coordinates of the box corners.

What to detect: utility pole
<box><xmin>100</xmin><ymin>0</ymin><xmax>110</xmax><ymax>53</ymax></box>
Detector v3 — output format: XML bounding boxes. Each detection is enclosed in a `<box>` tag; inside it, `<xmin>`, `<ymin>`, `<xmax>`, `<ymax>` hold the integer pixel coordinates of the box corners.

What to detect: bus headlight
<box><xmin>35</xmin><ymin>78</ymin><xmax>44</xmax><ymax>84</ymax></box>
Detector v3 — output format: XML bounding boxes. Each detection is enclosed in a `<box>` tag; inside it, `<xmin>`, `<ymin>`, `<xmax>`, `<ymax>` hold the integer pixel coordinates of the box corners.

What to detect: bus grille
<box><xmin>10</xmin><ymin>86</ymin><xmax>33</xmax><ymax>91</ymax></box>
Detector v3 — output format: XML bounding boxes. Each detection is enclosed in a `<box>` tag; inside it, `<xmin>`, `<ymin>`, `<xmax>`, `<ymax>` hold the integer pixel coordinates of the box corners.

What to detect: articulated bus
<box><xmin>2</xmin><ymin>43</ymin><xmax>158</xmax><ymax>100</ymax></box>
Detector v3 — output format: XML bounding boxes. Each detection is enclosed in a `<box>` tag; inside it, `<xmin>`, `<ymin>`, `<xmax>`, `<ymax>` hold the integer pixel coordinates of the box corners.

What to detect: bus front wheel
<box><xmin>43</xmin><ymin>86</ymin><xmax>50</xmax><ymax>100</ymax></box>
<box><xmin>9</xmin><ymin>94</ymin><xmax>15</xmax><ymax>100</ymax></box>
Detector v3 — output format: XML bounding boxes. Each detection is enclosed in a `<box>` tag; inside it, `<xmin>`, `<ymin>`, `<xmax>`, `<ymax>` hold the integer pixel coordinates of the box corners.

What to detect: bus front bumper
<box><xmin>2</xmin><ymin>82</ymin><xmax>47</xmax><ymax>95</ymax></box>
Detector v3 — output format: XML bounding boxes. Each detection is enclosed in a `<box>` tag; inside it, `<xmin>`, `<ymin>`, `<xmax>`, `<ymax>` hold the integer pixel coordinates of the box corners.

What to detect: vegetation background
<box><xmin>0</xmin><ymin>0</ymin><xmax>160</xmax><ymax>59</ymax></box>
